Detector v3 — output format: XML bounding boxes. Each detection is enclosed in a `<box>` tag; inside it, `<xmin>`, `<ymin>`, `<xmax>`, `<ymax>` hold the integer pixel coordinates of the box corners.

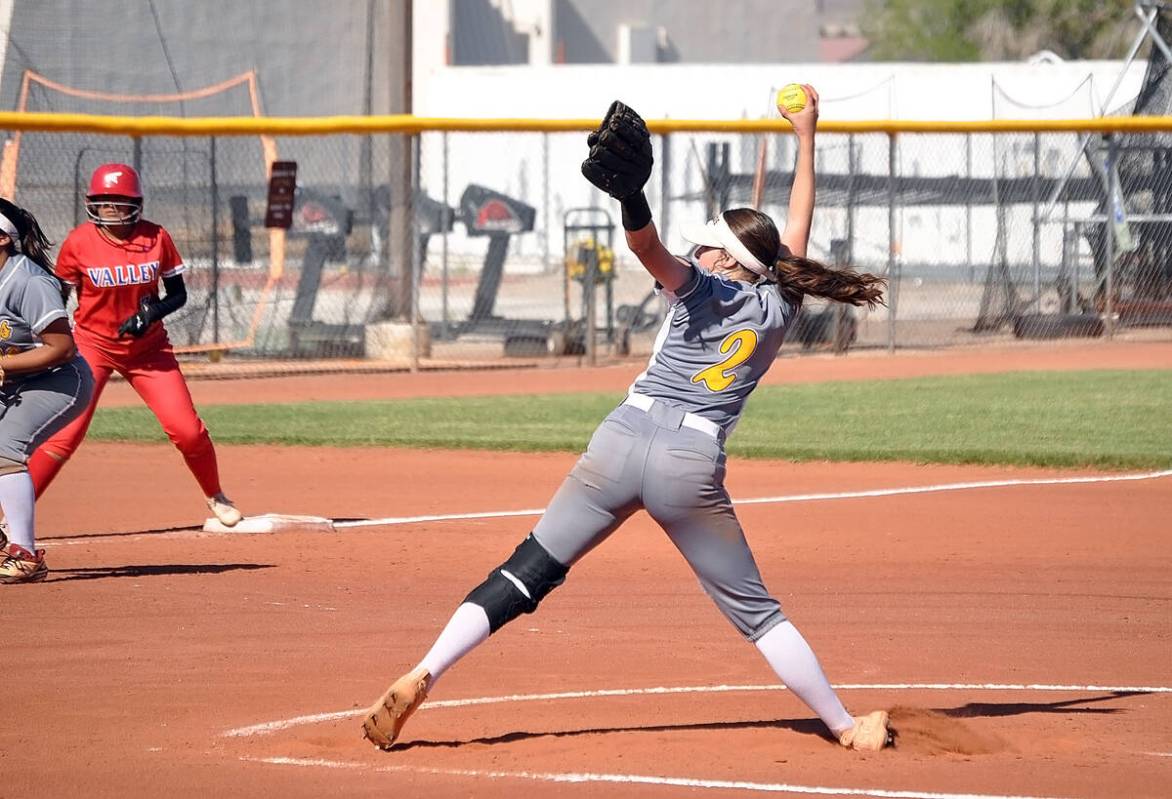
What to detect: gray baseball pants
<box><xmin>533</xmin><ymin>397</ymin><xmax>786</xmax><ymax>640</ymax></box>
<box><xmin>0</xmin><ymin>357</ymin><xmax>94</xmax><ymax>465</ymax></box>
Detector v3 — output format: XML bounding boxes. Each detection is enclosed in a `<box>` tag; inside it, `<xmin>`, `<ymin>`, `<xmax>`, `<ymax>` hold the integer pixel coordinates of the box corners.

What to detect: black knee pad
<box><xmin>465</xmin><ymin>534</ymin><xmax>569</xmax><ymax>633</ymax></box>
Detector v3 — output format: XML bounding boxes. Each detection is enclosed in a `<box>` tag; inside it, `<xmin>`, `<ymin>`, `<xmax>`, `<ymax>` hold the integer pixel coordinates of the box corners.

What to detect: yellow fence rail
<box><xmin>6</xmin><ymin>111</ymin><xmax>1172</xmax><ymax>136</ymax></box>
<box><xmin>3</xmin><ymin>110</ymin><xmax>1169</xmax><ymax>364</ymax></box>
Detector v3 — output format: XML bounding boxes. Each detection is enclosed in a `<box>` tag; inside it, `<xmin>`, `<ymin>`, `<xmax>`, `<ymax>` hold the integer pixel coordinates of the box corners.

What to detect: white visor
<box><xmin>0</xmin><ymin>212</ymin><xmax>19</xmax><ymax>250</ymax></box>
<box><xmin>680</xmin><ymin>213</ymin><xmax>771</xmax><ymax>278</ymax></box>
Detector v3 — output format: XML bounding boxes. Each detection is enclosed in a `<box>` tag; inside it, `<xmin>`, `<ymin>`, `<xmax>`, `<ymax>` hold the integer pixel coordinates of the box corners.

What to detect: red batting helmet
<box><xmin>85</xmin><ymin>163</ymin><xmax>143</xmax><ymax>226</ymax></box>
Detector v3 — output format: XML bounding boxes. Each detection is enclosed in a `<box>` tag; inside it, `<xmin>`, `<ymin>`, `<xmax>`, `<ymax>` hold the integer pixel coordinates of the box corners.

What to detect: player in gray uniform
<box><xmin>364</xmin><ymin>89</ymin><xmax>892</xmax><ymax>751</ymax></box>
<box><xmin>0</xmin><ymin>197</ymin><xmax>94</xmax><ymax>584</ymax></box>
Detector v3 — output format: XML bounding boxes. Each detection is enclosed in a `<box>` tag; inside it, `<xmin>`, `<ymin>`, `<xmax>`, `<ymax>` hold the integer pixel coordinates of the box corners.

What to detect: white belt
<box><xmin>622</xmin><ymin>393</ymin><xmax>722</xmax><ymax>439</ymax></box>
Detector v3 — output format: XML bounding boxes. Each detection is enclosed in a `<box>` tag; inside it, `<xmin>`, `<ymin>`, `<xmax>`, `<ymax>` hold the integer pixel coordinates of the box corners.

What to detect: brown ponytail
<box><xmin>773</xmin><ymin>254</ymin><xmax>886</xmax><ymax>309</ymax></box>
<box><xmin>721</xmin><ymin>207</ymin><xmax>886</xmax><ymax>309</ymax></box>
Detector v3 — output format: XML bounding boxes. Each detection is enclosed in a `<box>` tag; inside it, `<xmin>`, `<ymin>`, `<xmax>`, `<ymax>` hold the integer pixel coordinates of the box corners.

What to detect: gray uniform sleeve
<box><xmin>21</xmin><ymin>273</ymin><xmax>68</xmax><ymax>335</ymax></box>
<box><xmin>671</xmin><ymin>269</ymin><xmax>754</xmax><ymax>324</ymax></box>
<box><xmin>660</xmin><ymin>265</ymin><xmax>711</xmax><ymax>315</ymax></box>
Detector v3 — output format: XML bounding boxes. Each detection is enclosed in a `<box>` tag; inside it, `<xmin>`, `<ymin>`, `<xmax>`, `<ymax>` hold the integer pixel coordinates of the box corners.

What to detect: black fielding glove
<box><xmin>581</xmin><ymin>101</ymin><xmax>654</xmax><ymax>218</ymax></box>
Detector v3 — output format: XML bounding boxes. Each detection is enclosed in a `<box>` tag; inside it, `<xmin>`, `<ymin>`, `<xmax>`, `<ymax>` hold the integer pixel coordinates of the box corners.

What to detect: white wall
<box><xmin>411</xmin><ymin>60</ymin><xmax>1148</xmax><ymax>272</ymax></box>
<box><xmin>414</xmin><ymin>60</ymin><xmax>1147</xmax><ymax>120</ymax></box>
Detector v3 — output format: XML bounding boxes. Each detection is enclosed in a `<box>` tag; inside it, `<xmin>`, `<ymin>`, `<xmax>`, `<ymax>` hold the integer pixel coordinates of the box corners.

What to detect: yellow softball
<box><xmin>777</xmin><ymin>83</ymin><xmax>808</xmax><ymax>114</ymax></box>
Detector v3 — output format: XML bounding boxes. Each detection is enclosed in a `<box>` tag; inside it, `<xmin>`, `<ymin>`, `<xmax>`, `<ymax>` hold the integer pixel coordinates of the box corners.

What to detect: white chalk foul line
<box><xmin>40</xmin><ymin>469</ymin><xmax>1172</xmax><ymax>544</ymax></box>
<box><xmin>335</xmin><ymin>507</ymin><xmax>546</xmax><ymax>529</ymax></box>
<box><xmin>332</xmin><ymin>469</ymin><xmax>1172</xmax><ymax>529</ymax></box>
<box><xmin>241</xmin><ymin>755</ymin><xmax>1072</xmax><ymax>799</ymax></box>
<box><xmin>222</xmin><ymin>681</ymin><xmax>1170</xmax><ymax>739</ymax></box>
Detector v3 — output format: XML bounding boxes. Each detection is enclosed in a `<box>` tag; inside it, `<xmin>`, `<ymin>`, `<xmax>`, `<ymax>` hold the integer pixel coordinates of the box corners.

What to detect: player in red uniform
<box><xmin>26</xmin><ymin>163</ymin><xmax>243</xmax><ymax>527</ymax></box>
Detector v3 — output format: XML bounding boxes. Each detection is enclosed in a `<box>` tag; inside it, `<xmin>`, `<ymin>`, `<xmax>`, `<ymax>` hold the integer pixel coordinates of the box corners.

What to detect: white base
<box><xmin>202</xmin><ymin>513</ymin><xmax>336</xmax><ymax>535</ymax></box>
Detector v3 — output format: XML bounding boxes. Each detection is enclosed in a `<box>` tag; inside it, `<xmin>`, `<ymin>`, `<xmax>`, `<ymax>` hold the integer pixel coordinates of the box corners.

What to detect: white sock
<box><xmin>755</xmin><ymin>620</ymin><xmax>854</xmax><ymax>737</ymax></box>
<box><xmin>0</xmin><ymin>471</ymin><xmax>36</xmax><ymax>553</ymax></box>
<box><xmin>418</xmin><ymin>602</ymin><xmax>491</xmax><ymax>685</ymax></box>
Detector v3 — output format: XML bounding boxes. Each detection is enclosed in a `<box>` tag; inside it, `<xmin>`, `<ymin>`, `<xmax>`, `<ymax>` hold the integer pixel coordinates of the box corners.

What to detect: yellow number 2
<box><xmin>691</xmin><ymin>329</ymin><xmax>758</xmax><ymax>392</ymax></box>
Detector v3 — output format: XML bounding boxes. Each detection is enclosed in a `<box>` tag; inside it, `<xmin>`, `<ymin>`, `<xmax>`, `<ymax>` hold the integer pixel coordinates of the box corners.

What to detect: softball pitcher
<box><xmin>0</xmin><ymin>198</ymin><xmax>93</xmax><ymax>584</ymax></box>
<box><xmin>25</xmin><ymin>163</ymin><xmax>242</xmax><ymax>527</ymax></box>
<box><xmin>363</xmin><ymin>91</ymin><xmax>892</xmax><ymax>751</ymax></box>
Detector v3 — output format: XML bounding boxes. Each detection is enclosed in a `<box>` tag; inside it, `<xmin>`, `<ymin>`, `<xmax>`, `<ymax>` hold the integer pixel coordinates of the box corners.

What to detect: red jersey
<box><xmin>55</xmin><ymin>220</ymin><xmax>186</xmax><ymax>356</ymax></box>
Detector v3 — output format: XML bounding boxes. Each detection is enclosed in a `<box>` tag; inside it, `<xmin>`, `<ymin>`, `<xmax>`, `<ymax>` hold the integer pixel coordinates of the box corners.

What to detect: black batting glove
<box><xmin>117</xmin><ymin>297</ymin><xmax>161</xmax><ymax>338</ymax></box>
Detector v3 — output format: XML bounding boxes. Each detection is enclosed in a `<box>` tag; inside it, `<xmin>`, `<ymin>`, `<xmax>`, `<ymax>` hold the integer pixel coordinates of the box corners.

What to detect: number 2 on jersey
<box><xmin>691</xmin><ymin>329</ymin><xmax>758</xmax><ymax>392</ymax></box>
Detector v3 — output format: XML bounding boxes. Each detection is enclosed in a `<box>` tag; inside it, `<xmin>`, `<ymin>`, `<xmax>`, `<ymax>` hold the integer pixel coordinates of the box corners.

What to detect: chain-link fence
<box><xmin>3</xmin><ymin>116</ymin><xmax>1170</xmax><ymax>370</ymax></box>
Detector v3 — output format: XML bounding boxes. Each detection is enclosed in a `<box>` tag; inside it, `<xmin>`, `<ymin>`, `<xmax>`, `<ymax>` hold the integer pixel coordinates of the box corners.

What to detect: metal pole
<box><xmin>887</xmin><ymin>133</ymin><xmax>898</xmax><ymax>354</ymax></box>
<box><xmin>441</xmin><ymin>131</ymin><xmax>450</xmax><ymax>339</ymax></box>
<box><xmin>846</xmin><ymin>134</ymin><xmax>856</xmax><ymax>264</ymax></box>
<box><xmin>1032</xmin><ymin>132</ymin><xmax>1042</xmax><ymax>311</ymax></box>
<box><xmin>410</xmin><ymin>134</ymin><xmax>422</xmax><ymax>370</ymax></box>
<box><xmin>1105</xmin><ymin>135</ymin><xmax>1117</xmax><ymax>339</ymax></box>
<box><xmin>1073</xmin><ymin>221</ymin><xmax>1081</xmax><ymax>298</ymax></box>
<box><xmin>586</xmin><ymin>256</ymin><xmax>597</xmax><ymax>367</ymax></box>
<box><xmin>542</xmin><ymin>132</ymin><xmax>551</xmax><ymax>275</ymax></box>
<box><xmin>73</xmin><ymin>147</ymin><xmax>88</xmax><ymax>228</ymax></box>
<box><xmin>659</xmin><ymin>133</ymin><xmax>672</xmax><ymax>242</ymax></box>
<box><xmin>210</xmin><ymin>136</ymin><xmax>220</xmax><ymax>345</ymax></box>
<box><xmin>563</xmin><ymin>211</ymin><xmax>571</xmax><ymax>328</ymax></box>
<box><xmin>842</xmin><ymin>135</ymin><xmax>856</xmax><ymax>357</ymax></box>
<box><xmin>361</xmin><ymin>0</ymin><xmax>376</xmax><ymax>234</ymax></box>
<box><xmin>965</xmin><ymin>133</ymin><xmax>973</xmax><ymax>282</ymax></box>
<box><xmin>386</xmin><ymin>0</ymin><xmax>413</xmax><ymax>319</ymax></box>
<box><xmin>751</xmin><ymin>133</ymin><xmax>768</xmax><ymax>209</ymax></box>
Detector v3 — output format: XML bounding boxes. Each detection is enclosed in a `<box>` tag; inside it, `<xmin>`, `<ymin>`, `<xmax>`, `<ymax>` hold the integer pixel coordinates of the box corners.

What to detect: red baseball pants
<box><xmin>28</xmin><ymin>339</ymin><xmax>223</xmax><ymax>499</ymax></box>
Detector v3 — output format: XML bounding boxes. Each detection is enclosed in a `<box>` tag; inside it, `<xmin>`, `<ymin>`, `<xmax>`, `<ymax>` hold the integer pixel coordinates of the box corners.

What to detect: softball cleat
<box><xmin>0</xmin><ymin>546</ymin><xmax>48</xmax><ymax>584</ymax></box>
<box><xmin>207</xmin><ymin>493</ymin><xmax>243</xmax><ymax>527</ymax></box>
<box><xmin>839</xmin><ymin>710</ymin><xmax>892</xmax><ymax>751</ymax></box>
<box><xmin>363</xmin><ymin>666</ymin><xmax>432</xmax><ymax>751</ymax></box>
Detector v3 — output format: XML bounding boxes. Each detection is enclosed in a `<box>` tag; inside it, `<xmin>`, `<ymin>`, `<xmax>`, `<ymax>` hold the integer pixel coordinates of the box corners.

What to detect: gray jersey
<box><xmin>533</xmin><ymin>262</ymin><xmax>802</xmax><ymax>642</ymax></box>
<box><xmin>0</xmin><ymin>255</ymin><xmax>70</xmax><ymax>386</ymax></box>
<box><xmin>630</xmin><ymin>256</ymin><xmax>799</xmax><ymax>435</ymax></box>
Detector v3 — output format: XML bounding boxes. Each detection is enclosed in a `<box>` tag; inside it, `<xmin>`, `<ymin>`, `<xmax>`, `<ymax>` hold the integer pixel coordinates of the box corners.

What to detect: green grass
<box><xmin>87</xmin><ymin>369</ymin><xmax>1172</xmax><ymax>470</ymax></box>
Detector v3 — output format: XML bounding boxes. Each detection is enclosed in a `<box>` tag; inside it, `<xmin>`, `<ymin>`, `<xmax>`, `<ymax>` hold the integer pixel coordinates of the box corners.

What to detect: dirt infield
<box><xmin>4</xmin><ymin>341</ymin><xmax>1171</xmax><ymax>797</ymax></box>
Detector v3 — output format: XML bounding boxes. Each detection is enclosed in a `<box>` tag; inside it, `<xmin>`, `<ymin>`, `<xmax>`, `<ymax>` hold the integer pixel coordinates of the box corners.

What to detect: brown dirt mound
<box><xmin>888</xmin><ymin>706</ymin><xmax>1009</xmax><ymax>755</ymax></box>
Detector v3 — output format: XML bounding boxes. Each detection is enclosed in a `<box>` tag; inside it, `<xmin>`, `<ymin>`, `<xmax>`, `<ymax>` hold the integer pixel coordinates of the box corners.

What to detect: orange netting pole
<box><xmin>24</xmin><ymin>70</ymin><xmax>255</xmax><ymax>104</ymax></box>
<box><xmin>3</xmin><ymin>70</ymin><xmax>282</xmax><ymax>355</ymax></box>
<box><xmin>0</xmin><ymin>71</ymin><xmax>33</xmax><ymax>198</ymax></box>
<box><xmin>248</xmin><ymin>71</ymin><xmax>283</xmax><ymax>351</ymax></box>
